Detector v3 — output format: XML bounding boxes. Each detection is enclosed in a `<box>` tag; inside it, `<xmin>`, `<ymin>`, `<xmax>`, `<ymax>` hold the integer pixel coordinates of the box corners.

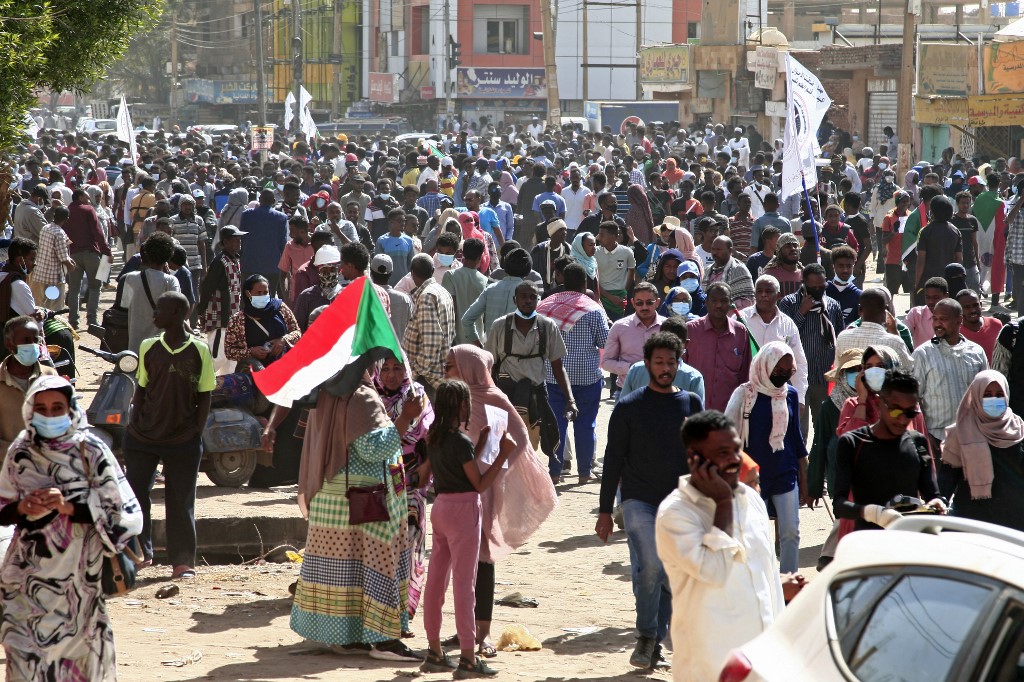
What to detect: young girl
<box><xmin>421</xmin><ymin>380</ymin><xmax>515</xmax><ymax>679</ymax></box>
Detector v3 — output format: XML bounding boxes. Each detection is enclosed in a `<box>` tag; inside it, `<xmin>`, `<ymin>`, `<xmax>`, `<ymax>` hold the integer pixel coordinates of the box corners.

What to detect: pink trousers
<box><xmin>422</xmin><ymin>491</ymin><xmax>482</xmax><ymax>651</ymax></box>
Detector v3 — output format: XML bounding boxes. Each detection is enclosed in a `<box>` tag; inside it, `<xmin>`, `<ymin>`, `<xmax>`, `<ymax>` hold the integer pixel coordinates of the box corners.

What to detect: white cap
<box><xmin>441</xmin><ymin>157</ymin><xmax>453</xmax><ymax>167</ymax></box>
<box><xmin>313</xmin><ymin>244</ymin><xmax>341</xmax><ymax>266</ymax></box>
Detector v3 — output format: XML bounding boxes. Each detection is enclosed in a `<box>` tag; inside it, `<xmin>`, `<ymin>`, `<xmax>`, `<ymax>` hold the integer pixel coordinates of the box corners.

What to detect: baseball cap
<box><xmin>676</xmin><ymin>260</ymin><xmax>701</xmax><ymax>280</ymax></box>
<box><xmin>967</xmin><ymin>176</ymin><xmax>982</xmax><ymax>186</ymax></box>
<box><xmin>371</xmin><ymin>253</ymin><xmax>394</xmax><ymax>275</ymax></box>
<box><xmin>219</xmin><ymin>225</ymin><xmax>248</xmax><ymax>240</ymax></box>
<box><xmin>191</xmin><ymin>188</ymin><xmax>205</xmax><ymax>198</ymax></box>
<box><xmin>540</xmin><ymin>199</ymin><xmax>557</xmax><ymax>208</ymax></box>
<box><xmin>313</xmin><ymin>245</ymin><xmax>341</xmax><ymax>266</ymax></box>
<box><xmin>345</xmin><ymin>153</ymin><xmax>358</xmax><ymax>164</ymax></box>
<box><xmin>441</xmin><ymin>157</ymin><xmax>453</xmax><ymax>167</ymax></box>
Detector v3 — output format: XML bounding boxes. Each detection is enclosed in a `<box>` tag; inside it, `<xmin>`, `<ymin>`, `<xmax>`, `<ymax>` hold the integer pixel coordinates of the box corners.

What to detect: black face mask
<box><xmin>769</xmin><ymin>374</ymin><xmax>789</xmax><ymax>388</ymax></box>
<box><xmin>806</xmin><ymin>287</ymin><xmax>826</xmax><ymax>301</ymax></box>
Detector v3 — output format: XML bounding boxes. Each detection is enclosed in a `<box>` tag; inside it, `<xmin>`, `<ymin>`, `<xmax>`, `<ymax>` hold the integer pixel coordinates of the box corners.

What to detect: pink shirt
<box><xmin>905</xmin><ymin>305</ymin><xmax>933</xmax><ymax>350</ymax></box>
<box><xmin>601</xmin><ymin>313</ymin><xmax>665</xmax><ymax>387</ymax></box>
<box><xmin>961</xmin><ymin>316</ymin><xmax>1003</xmax><ymax>363</ymax></box>
<box><xmin>278</xmin><ymin>240</ymin><xmax>314</xmax><ymax>304</ymax></box>
<box><xmin>684</xmin><ymin>316</ymin><xmax>752</xmax><ymax>412</ymax></box>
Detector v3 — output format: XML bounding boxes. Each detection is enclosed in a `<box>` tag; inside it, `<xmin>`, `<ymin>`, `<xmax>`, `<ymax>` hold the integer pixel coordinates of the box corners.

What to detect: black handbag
<box><xmin>79</xmin><ymin>445</ymin><xmax>142</xmax><ymax>596</ymax></box>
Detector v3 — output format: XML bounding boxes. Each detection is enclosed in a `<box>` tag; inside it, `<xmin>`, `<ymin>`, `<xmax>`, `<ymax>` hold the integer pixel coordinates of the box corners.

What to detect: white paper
<box><xmin>897</xmin><ymin>216</ymin><xmax>908</xmax><ymax>234</ymax></box>
<box><xmin>95</xmin><ymin>255</ymin><xmax>113</xmax><ymax>283</ymax></box>
<box><xmin>481</xmin><ymin>404</ymin><xmax>509</xmax><ymax>469</ymax></box>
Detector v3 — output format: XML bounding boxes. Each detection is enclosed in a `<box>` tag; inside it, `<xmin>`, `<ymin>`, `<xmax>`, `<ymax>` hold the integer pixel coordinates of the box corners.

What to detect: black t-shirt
<box><xmin>845</xmin><ymin>213</ymin><xmax>872</xmax><ymax>257</ymax></box>
<box><xmin>917</xmin><ymin>220</ymin><xmax>963</xmax><ymax>284</ymax></box>
<box><xmin>950</xmin><ymin>214</ymin><xmax>980</xmax><ymax>266</ymax></box>
<box><xmin>833</xmin><ymin>426</ymin><xmax>939</xmax><ymax>530</ymax></box>
<box><xmin>430</xmin><ymin>430</ymin><xmax>477</xmax><ymax>494</ymax></box>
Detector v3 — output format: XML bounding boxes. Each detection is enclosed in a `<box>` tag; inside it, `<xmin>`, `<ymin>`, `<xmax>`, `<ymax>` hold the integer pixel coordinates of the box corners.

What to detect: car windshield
<box><xmin>833</xmin><ymin>573</ymin><xmax>994</xmax><ymax>682</ymax></box>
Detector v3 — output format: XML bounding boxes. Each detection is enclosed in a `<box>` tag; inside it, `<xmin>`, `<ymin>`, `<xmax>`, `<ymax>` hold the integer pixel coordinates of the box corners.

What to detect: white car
<box><xmin>721</xmin><ymin>516</ymin><xmax>1024</xmax><ymax>682</ymax></box>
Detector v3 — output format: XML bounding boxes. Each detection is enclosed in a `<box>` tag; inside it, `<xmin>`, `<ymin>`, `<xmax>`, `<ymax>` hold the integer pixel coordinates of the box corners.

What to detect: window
<box><xmin>832</xmin><ymin>573</ymin><xmax>994</xmax><ymax>682</ymax></box>
<box><xmin>688</xmin><ymin>22</ymin><xmax>699</xmax><ymax>39</ymax></box>
<box><xmin>473</xmin><ymin>6</ymin><xmax>529</xmax><ymax>55</ymax></box>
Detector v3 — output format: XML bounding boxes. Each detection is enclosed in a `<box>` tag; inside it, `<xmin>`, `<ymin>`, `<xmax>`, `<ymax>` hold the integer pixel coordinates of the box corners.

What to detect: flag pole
<box><xmin>800</xmin><ymin>170</ymin><xmax>821</xmax><ymax>263</ymax></box>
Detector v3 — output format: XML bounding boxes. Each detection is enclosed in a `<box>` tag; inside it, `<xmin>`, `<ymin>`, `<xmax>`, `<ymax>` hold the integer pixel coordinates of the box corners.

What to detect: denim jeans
<box><xmin>547</xmin><ymin>380</ymin><xmax>602</xmax><ymax>478</ymax></box>
<box><xmin>622</xmin><ymin>498</ymin><xmax>671</xmax><ymax>641</ymax></box>
<box><xmin>67</xmin><ymin>250</ymin><xmax>102</xmax><ymax>327</ymax></box>
<box><xmin>769</xmin><ymin>486</ymin><xmax>800</xmax><ymax>574</ymax></box>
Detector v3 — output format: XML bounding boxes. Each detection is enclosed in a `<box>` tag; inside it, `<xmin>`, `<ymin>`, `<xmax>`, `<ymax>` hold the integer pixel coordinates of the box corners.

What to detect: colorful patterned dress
<box><xmin>290</xmin><ymin>426</ymin><xmax>411</xmax><ymax>644</ymax></box>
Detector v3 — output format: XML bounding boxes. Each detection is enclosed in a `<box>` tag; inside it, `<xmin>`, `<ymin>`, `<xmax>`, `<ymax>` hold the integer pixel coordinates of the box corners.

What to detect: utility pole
<box><xmin>331</xmin><ymin>0</ymin><xmax>343</xmax><ymax>119</ymax></box>
<box><xmin>539</xmin><ymin>0</ymin><xmax>561</xmax><ymax>126</ymax></box>
<box><xmin>581</xmin><ymin>0</ymin><xmax>588</xmax><ymax>102</ymax></box>
<box><xmin>896</xmin><ymin>0</ymin><xmax>915</xmax><ymax>178</ymax></box>
<box><xmin>444</xmin><ymin>0</ymin><xmax>454</xmax><ymax>128</ymax></box>
<box><xmin>635</xmin><ymin>0</ymin><xmax>642</xmax><ymax>100</ymax></box>
<box><xmin>254</xmin><ymin>0</ymin><xmax>267</xmax><ymax>125</ymax></box>
<box><xmin>170</xmin><ymin>21</ymin><xmax>179</xmax><ymax>127</ymax></box>
<box><xmin>292</xmin><ymin>0</ymin><xmax>303</xmax><ymax>134</ymax></box>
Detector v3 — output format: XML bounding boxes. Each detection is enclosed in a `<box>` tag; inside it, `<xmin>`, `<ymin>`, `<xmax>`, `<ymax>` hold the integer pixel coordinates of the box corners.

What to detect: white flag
<box><xmin>283</xmin><ymin>92</ymin><xmax>296</xmax><ymax>131</ymax></box>
<box><xmin>781</xmin><ymin>55</ymin><xmax>831</xmax><ymax>201</ymax></box>
<box><xmin>115</xmin><ymin>95</ymin><xmax>138</xmax><ymax>164</ymax></box>
<box><xmin>23</xmin><ymin>113</ymin><xmax>39</xmax><ymax>141</ymax></box>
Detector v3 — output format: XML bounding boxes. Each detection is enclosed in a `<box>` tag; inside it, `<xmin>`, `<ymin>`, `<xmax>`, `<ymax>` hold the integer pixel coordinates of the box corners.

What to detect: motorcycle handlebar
<box><xmin>78</xmin><ymin>346</ymin><xmax>116</xmax><ymax>363</ymax></box>
<box><xmin>45</xmin><ymin>308</ymin><xmax>71</xmax><ymax>318</ymax></box>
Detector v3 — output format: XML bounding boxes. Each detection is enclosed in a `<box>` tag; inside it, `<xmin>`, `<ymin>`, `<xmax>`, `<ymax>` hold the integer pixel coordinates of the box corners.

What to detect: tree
<box><xmin>0</xmin><ymin>0</ymin><xmax>164</xmax><ymax>152</ymax></box>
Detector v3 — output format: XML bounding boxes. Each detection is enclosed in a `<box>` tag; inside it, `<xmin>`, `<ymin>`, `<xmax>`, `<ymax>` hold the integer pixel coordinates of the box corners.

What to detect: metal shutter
<box><xmin>867</xmin><ymin>91</ymin><xmax>898</xmax><ymax>151</ymax></box>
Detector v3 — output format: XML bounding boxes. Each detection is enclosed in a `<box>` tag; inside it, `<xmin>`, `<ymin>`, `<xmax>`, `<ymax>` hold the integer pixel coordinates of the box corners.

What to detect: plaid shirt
<box><xmin>544</xmin><ymin>308</ymin><xmax>609</xmax><ymax>386</ymax></box>
<box><xmin>403</xmin><ymin>279</ymin><xmax>456</xmax><ymax>388</ymax></box>
<box><xmin>416</xmin><ymin>191</ymin><xmax>445</xmax><ymax>217</ymax></box>
<box><xmin>33</xmin><ymin>222</ymin><xmax>72</xmax><ymax>286</ymax></box>
<box><xmin>202</xmin><ymin>254</ymin><xmax>242</xmax><ymax>332</ymax></box>
<box><xmin>628</xmin><ymin>169</ymin><xmax>647</xmax><ymax>187</ymax></box>
<box><xmin>1008</xmin><ymin>203</ymin><xmax>1024</xmax><ymax>266</ymax></box>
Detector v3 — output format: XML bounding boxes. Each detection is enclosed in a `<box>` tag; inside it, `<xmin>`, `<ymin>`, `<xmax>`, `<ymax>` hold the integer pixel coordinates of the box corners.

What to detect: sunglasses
<box><xmin>880</xmin><ymin>398</ymin><xmax>920</xmax><ymax>420</ymax></box>
<box><xmin>633</xmin><ymin>299</ymin><xmax>658</xmax><ymax>307</ymax></box>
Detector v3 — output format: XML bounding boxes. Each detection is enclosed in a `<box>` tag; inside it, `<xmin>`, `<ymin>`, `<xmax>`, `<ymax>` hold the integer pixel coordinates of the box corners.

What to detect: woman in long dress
<box><xmin>290</xmin><ymin>370</ymin><xmax>419</xmax><ymax>661</ymax></box>
<box><xmin>373</xmin><ymin>357</ymin><xmax>435</xmax><ymax>627</ymax></box>
<box><xmin>444</xmin><ymin>345</ymin><xmax>557</xmax><ymax>657</ymax></box>
<box><xmin>0</xmin><ymin>375</ymin><xmax>142</xmax><ymax>680</ymax></box>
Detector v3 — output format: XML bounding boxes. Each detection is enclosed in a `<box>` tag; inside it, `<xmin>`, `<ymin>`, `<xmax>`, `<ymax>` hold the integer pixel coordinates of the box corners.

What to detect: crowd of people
<box><xmin>1</xmin><ymin>115</ymin><xmax>1024</xmax><ymax>679</ymax></box>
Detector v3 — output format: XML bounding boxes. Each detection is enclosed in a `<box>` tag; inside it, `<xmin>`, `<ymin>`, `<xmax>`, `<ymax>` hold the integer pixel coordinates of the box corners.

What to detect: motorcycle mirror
<box><xmin>44</xmin><ymin>285</ymin><xmax>61</xmax><ymax>302</ymax></box>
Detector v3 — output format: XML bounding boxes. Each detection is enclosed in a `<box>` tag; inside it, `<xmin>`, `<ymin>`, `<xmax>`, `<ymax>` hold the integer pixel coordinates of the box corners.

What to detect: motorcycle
<box><xmin>80</xmin><ymin>345</ymin><xmax>263</xmax><ymax>487</ymax></box>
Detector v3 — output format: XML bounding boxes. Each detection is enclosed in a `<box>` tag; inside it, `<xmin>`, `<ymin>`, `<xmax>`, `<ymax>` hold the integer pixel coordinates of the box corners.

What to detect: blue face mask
<box><xmin>515</xmin><ymin>308</ymin><xmax>537</xmax><ymax>320</ymax></box>
<box><xmin>864</xmin><ymin>367</ymin><xmax>887</xmax><ymax>393</ymax></box>
<box><xmin>846</xmin><ymin>371</ymin><xmax>859</xmax><ymax>389</ymax></box>
<box><xmin>379</xmin><ymin>193</ymin><xmax>391</xmax><ymax>201</ymax></box>
<box><xmin>671</xmin><ymin>301</ymin><xmax>691</xmax><ymax>316</ymax></box>
<box><xmin>437</xmin><ymin>253</ymin><xmax>456</xmax><ymax>267</ymax></box>
<box><xmin>249</xmin><ymin>294</ymin><xmax>271</xmax><ymax>309</ymax></box>
<box><xmin>14</xmin><ymin>343</ymin><xmax>40</xmax><ymax>367</ymax></box>
<box><xmin>680</xmin><ymin>278</ymin><xmax>699</xmax><ymax>293</ymax></box>
<box><xmin>32</xmin><ymin>413</ymin><xmax>71</xmax><ymax>439</ymax></box>
<box><xmin>982</xmin><ymin>397</ymin><xmax>1007</xmax><ymax>418</ymax></box>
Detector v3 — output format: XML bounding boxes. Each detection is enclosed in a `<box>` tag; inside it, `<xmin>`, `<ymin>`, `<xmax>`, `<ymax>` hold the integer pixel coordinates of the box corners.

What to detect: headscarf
<box><xmin>499</xmin><ymin>171</ymin><xmax>519</xmax><ymax>205</ymax></box>
<box><xmin>297</xmin><ymin>378</ymin><xmax>394</xmax><ymax>503</ymax></box>
<box><xmin>942</xmin><ymin>371</ymin><xmax>1024</xmax><ymax>500</ymax></box>
<box><xmin>875</xmin><ymin>171</ymin><xmax>897</xmax><ymax>204</ymax></box>
<box><xmin>372</xmin><ymin>366</ymin><xmax>435</xmax><ymax>462</ymax></box>
<box><xmin>672</xmin><ymin>227</ymin><xmax>704</xmax><ymax>279</ymax></box>
<box><xmin>903</xmin><ymin>170</ymin><xmax>920</xmax><ymax>203</ymax></box>
<box><xmin>570</xmin><ymin>231</ymin><xmax>598</xmax><ymax>280</ymax></box>
<box><xmin>625</xmin><ymin>183</ymin><xmax>655</xmax><ymax>243</ymax></box>
<box><xmin>219</xmin><ymin>187</ymin><xmax>250</xmax><ymax>228</ymax></box>
<box><xmin>0</xmin><ymin>376</ymin><xmax>142</xmax><ymax>554</ymax></box>
<box><xmin>458</xmin><ymin>211</ymin><xmax>491</xmax><ymax>272</ymax></box>
<box><xmin>829</xmin><ymin>348</ymin><xmax>865</xmax><ymax>409</ymax></box>
<box><xmin>447</xmin><ymin>345</ymin><xmax>558</xmax><ymax>563</ymax></box>
<box><xmin>663</xmin><ymin>158</ymin><xmax>684</xmax><ymax>186</ymax></box>
<box><xmin>644</xmin><ymin>248</ymin><xmax>684</xmax><ymax>296</ymax></box>
<box><xmin>764</xmin><ymin>232</ymin><xmax>800</xmax><ymax>270</ymax></box>
<box><xmin>725</xmin><ymin>341</ymin><xmax>793</xmax><ymax>453</ymax></box>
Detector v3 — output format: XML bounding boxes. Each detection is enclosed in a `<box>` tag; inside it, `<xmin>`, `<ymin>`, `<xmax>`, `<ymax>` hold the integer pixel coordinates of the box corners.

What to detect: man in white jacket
<box><xmin>656</xmin><ymin>411</ymin><xmax>804</xmax><ymax>681</ymax></box>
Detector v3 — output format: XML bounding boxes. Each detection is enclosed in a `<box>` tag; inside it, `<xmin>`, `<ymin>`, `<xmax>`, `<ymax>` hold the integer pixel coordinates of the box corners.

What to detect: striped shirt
<box><xmin>170</xmin><ymin>214</ymin><xmax>207</xmax><ymax>271</ymax></box>
<box><xmin>834</xmin><ymin>321</ymin><xmax>914</xmax><ymax>371</ymax></box>
<box><xmin>1008</xmin><ymin>202</ymin><xmax>1024</xmax><ymax>266</ymax></box>
<box><xmin>778</xmin><ymin>292</ymin><xmax>845</xmax><ymax>387</ymax></box>
<box><xmin>912</xmin><ymin>336</ymin><xmax>989</xmax><ymax>440</ymax></box>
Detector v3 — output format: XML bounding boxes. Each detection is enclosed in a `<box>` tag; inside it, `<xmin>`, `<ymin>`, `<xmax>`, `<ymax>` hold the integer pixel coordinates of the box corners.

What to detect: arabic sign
<box><xmin>638</xmin><ymin>45</ymin><xmax>690</xmax><ymax>85</ymax></box>
<box><xmin>251</xmin><ymin>126</ymin><xmax>274</xmax><ymax>151</ymax></box>
<box><xmin>754</xmin><ymin>46</ymin><xmax>778</xmax><ymax>90</ymax></box>
<box><xmin>914</xmin><ymin>96</ymin><xmax>969</xmax><ymax>125</ymax></box>
<box><xmin>984</xmin><ymin>42</ymin><xmax>1024</xmax><ymax>94</ymax></box>
<box><xmin>765</xmin><ymin>100</ymin><xmax>786</xmax><ymax>117</ymax></box>
<box><xmin>456</xmin><ymin>68</ymin><xmax>546</xmax><ymax>99</ymax></box>
<box><xmin>368</xmin><ymin>72</ymin><xmax>399</xmax><ymax>104</ymax></box>
<box><xmin>918</xmin><ymin>44</ymin><xmax>974</xmax><ymax>97</ymax></box>
<box><xmin>968</xmin><ymin>94</ymin><xmax>1024</xmax><ymax>126</ymax></box>
<box><xmin>184</xmin><ymin>79</ymin><xmax>258</xmax><ymax>104</ymax></box>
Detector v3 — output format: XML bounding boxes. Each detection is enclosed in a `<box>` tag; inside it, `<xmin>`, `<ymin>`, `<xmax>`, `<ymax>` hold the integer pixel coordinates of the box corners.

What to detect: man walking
<box><xmin>596</xmin><ymin>332</ymin><xmax>703</xmax><ymax>670</ymax></box>
<box><xmin>64</xmin><ymin>188</ymin><xmax>113</xmax><ymax>330</ymax></box>
<box><xmin>703</xmin><ymin>235</ymin><xmax>755</xmax><ymax>310</ymax></box>
<box><xmin>685</xmin><ymin>282</ymin><xmax>752</xmax><ymax>412</ymax></box>
<box><xmin>197</xmin><ymin>226</ymin><xmax>246</xmax><ymax>375</ymax></box>
<box><xmin>602</xmin><ymin>283</ymin><xmax>665</xmax><ymax>401</ymax></box>
<box><xmin>28</xmin><ymin>205</ymin><xmax>74</xmax><ymax>311</ymax></box>
<box><xmin>240</xmin><ymin>189</ymin><xmax>288</xmax><ymax>296</ymax></box>
<box><xmin>403</xmin><ymin>254</ymin><xmax>456</xmax><ymax>400</ymax></box>
<box><xmin>739</xmin><ymin>274</ymin><xmax>808</xmax><ymax>404</ymax></box>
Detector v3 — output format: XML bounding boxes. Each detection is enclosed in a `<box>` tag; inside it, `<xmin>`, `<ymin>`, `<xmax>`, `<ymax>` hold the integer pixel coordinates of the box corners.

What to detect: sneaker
<box><xmin>561</xmin><ymin>458</ymin><xmax>573</xmax><ymax>474</ymax></box>
<box><xmin>370</xmin><ymin>639</ymin><xmax>420</xmax><ymax>662</ymax></box>
<box><xmin>421</xmin><ymin>650</ymin><xmax>458</xmax><ymax>673</ymax></box>
<box><xmin>329</xmin><ymin>642</ymin><xmax>372</xmax><ymax>655</ymax></box>
<box><xmin>650</xmin><ymin>643</ymin><xmax>670</xmax><ymax>669</ymax></box>
<box><xmin>629</xmin><ymin>636</ymin><xmax>657</xmax><ymax>669</ymax></box>
<box><xmin>454</xmin><ymin>656</ymin><xmax>499</xmax><ymax>679</ymax></box>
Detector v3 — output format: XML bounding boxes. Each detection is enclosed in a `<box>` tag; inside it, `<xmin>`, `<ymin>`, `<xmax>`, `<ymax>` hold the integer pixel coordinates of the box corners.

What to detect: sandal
<box><xmin>401</xmin><ymin>629</ymin><xmax>416</xmax><ymax>639</ymax></box>
<box><xmin>477</xmin><ymin>640</ymin><xmax>497</xmax><ymax>658</ymax></box>
<box><xmin>172</xmin><ymin>565</ymin><xmax>196</xmax><ymax>580</ymax></box>
<box><xmin>455</xmin><ymin>655</ymin><xmax>498</xmax><ymax>679</ymax></box>
<box><xmin>441</xmin><ymin>634</ymin><xmax>460</xmax><ymax>647</ymax></box>
<box><xmin>420</xmin><ymin>649</ymin><xmax>457</xmax><ymax>673</ymax></box>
